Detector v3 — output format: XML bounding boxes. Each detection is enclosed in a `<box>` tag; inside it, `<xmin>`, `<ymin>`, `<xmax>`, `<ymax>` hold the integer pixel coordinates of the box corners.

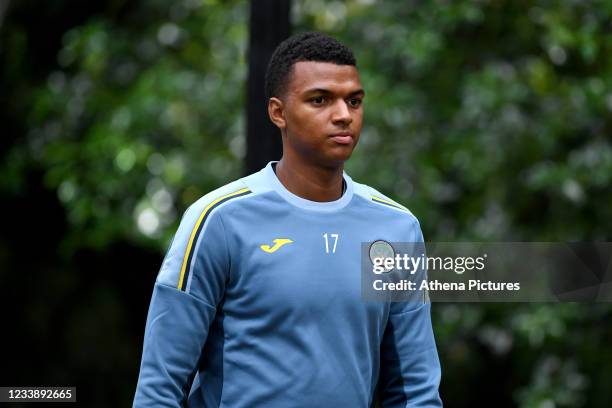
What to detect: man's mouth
<box><xmin>330</xmin><ymin>133</ymin><xmax>353</xmax><ymax>145</ymax></box>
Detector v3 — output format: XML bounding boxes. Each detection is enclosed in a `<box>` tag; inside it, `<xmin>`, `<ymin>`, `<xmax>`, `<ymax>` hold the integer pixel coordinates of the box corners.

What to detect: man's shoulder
<box><xmin>189</xmin><ymin>179</ymin><xmax>250</xmax><ymax>213</ymax></box>
<box><xmin>351</xmin><ymin>180</ymin><xmax>419</xmax><ymax>223</ymax></box>
<box><xmin>185</xmin><ymin>168</ymin><xmax>271</xmax><ymax>218</ymax></box>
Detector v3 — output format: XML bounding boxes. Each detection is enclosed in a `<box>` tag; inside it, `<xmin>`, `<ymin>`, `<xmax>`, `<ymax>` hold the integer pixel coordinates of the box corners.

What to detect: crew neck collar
<box><xmin>263</xmin><ymin>161</ymin><xmax>354</xmax><ymax>212</ymax></box>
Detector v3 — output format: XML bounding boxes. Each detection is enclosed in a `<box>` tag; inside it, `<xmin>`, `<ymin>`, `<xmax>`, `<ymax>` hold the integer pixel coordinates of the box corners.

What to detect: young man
<box><xmin>134</xmin><ymin>32</ymin><xmax>442</xmax><ymax>407</ymax></box>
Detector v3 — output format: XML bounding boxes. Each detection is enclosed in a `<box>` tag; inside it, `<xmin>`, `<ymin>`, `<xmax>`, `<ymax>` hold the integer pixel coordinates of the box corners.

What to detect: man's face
<box><xmin>272</xmin><ymin>61</ymin><xmax>365</xmax><ymax>168</ymax></box>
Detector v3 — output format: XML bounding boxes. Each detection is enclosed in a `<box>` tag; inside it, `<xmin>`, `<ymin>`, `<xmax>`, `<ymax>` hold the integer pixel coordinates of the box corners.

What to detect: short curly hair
<box><xmin>265</xmin><ymin>31</ymin><xmax>357</xmax><ymax>100</ymax></box>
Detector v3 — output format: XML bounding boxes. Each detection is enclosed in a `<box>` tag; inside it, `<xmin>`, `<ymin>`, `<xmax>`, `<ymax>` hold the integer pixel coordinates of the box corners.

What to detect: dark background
<box><xmin>1</xmin><ymin>1</ymin><xmax>611</xmax><ymax>406</ymax></box>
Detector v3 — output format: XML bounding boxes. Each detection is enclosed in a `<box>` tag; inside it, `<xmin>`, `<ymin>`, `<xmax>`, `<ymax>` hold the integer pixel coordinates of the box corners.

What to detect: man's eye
<box><xmin>348</xmin><ymin>98</ymin><xmax>362</xmax><ymax>107</ymax></box>
<box><xmin>311</xmin><ymin>96</ymin><xmax>326</xmax><ymax>105</ymax></box>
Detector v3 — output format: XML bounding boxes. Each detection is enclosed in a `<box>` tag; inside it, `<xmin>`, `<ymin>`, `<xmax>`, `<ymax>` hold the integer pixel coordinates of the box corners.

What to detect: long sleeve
<box><xmin>379</xmin><ymin>302</ymin><xmax>442</xmax><ymax>407</ymax></box>
<box><xmin>133</xmin><ymin>202</ymin><xmax>230</xmax><ymax>407</ymax></box>
<box><xmin>379</xmin><ymin>220</ymin><xmax>442</xmax><ymax>407</ymax></box>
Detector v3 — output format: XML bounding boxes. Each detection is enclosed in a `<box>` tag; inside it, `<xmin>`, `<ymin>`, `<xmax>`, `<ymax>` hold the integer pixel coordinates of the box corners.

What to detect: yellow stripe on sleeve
<box><xmin>371</xmin><ymin>195</ymin><xmax>408</xmax><ymax>211</ymax></box>
<box><xmin>177</xmin><ymin>187</ymin><xmax>251</xmax><ymax>290</ymax></box>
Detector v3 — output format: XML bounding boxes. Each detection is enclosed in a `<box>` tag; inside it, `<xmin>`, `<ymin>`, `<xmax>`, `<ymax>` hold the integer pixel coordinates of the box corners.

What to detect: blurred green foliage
<box><xmin>3</xmin><ymin>0</ymin><xmax>249</xmax><ymax>252</ymax></box>
<box><xmin>2</xmin><ymin>0</ymin><xmax>612</xmax><ymax>406</ymax></box>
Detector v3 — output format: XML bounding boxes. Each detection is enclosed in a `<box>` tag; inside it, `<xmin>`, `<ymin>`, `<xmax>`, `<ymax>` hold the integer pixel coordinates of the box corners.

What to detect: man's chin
<box><xmin>318</xmin><ymin>149</ymin><xmax>354</xmax><ymax>168</ymax></box>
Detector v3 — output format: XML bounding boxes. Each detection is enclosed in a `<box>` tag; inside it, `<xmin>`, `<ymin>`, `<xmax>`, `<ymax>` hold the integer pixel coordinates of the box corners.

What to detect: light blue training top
<box><xmin>133</xmin><ymin>162</ymin><xmax>442</xmax><ymax>407</ymax></box>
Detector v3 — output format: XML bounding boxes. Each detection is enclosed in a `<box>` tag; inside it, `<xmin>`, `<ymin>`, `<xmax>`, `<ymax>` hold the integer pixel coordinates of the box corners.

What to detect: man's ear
<box><xmin>268</xmin><ymin>97</ymin><xmax>286</xmax><ymax>129</ymax></box>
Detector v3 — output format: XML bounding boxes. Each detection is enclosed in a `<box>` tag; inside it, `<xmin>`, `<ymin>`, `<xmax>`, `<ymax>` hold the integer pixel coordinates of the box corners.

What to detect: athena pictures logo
<box><xmin>362</xmin><ymin>242</ymin><xmax>612</xmax><ymax>302</ymax></box>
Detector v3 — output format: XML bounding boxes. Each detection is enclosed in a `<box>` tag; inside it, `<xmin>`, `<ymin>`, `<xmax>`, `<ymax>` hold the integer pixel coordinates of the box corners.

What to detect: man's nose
<box><xmin>331</xmin><ymin>100</ymin><xmax>352</xmax><ymax>125</ymax></box>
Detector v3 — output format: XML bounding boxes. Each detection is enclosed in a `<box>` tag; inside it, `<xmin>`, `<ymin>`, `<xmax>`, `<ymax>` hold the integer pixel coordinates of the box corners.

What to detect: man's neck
<box><xmin>274</xmin><ymin>156</ymin><xmax>345</xmax><ymax>202</ymax></box>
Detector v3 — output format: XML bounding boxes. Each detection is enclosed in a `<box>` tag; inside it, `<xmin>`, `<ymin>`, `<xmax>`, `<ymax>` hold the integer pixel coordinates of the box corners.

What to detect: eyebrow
<box><xmin>303</xmin><ymin>88</ymin><xmax>365</xmax><ymax>97</ymax></box>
